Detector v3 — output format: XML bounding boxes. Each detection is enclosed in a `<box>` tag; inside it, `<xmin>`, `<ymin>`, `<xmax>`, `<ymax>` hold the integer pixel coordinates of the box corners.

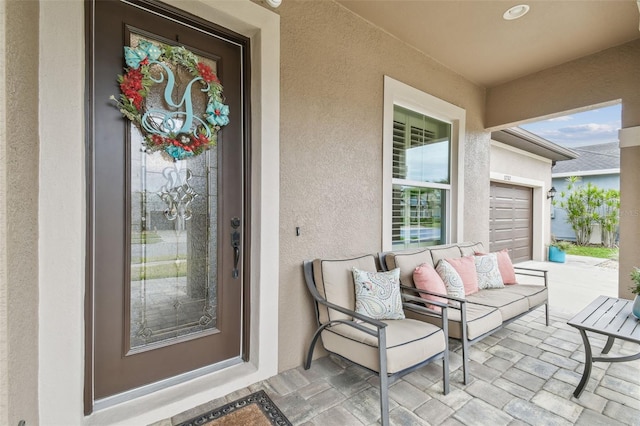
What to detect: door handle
<box><xmin>231</xmin><ymin>217</ymin><xmax>241</xmax><ymax>279</ymax></box>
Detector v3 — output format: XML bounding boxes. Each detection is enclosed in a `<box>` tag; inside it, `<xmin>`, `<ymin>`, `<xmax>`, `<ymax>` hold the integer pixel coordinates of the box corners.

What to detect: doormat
<box><xmin>176</xmin><ymin>390</ymin><xmax>292</xmax><ymax>426</ymax></box>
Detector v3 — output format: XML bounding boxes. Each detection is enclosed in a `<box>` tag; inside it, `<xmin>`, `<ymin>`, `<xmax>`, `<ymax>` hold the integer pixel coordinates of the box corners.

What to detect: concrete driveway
<box><xmin>517</xmin><ymin>254</ymin><xmax>620</xmax><ymax>318</ymax></box>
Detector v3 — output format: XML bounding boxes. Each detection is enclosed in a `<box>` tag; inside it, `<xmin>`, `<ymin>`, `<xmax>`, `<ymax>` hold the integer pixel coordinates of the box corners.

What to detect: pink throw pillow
<box><xmin>495</xmin><ymin>249</ymin><xmax>517</xmax><ymax>284</ymax></box>
<box><xmin>413</xmin><ymin>263</ymin><xmax>448</xmax><ymax>311</ymax></box>
<box><xmin>445</xmin><ymin>256</ymin><xmax>479</xmax><ymax>295</ymax></box>
<box><xmin>475</xmin><ymin>249</ymin><xmax>517</xmax><ymax>284</ymax></box>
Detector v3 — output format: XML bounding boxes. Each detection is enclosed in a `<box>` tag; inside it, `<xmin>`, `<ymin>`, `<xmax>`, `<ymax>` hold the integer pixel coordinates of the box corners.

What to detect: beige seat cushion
<box><xmin>405</xmin><ymin>303</ymin><xmax>502</xmax><ymax>340</ymax></box>
<box><xmin>503</xmin><ymin>284</ymin><xmax>548</xmax><ymax>309</ymax></box>
<box><xmin>466</xmin><ymin>288</ymin><xmax>529</xmax><ymax>321</ymax></box>
<box><xmin>313</xmin><ymin>255</ymin><xmax>378</xmax><ymax>324</ymax></box>
<box><xmin>321</xmin><ymin>319</ymin><xmax>445</xmax><ymax>374</ymax></box>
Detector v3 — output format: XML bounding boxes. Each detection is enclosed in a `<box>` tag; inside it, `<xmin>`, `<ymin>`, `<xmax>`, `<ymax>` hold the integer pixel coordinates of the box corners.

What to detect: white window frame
<box><xmin>382</xmin><ymin>76</ymin><xmax>465</xmax><ymax>251</ymax></box>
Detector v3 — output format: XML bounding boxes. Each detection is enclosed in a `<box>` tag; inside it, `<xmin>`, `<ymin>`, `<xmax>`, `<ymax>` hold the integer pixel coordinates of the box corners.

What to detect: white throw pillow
<box><xmin>352</xmin><ymin>268</ymin><xmax>405</xmax><ymax>320</ymax></box>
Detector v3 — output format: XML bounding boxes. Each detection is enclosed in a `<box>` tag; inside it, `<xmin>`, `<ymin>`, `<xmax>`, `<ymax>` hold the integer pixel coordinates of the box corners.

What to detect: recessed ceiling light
<box><xmin>503</xmin><ymin>4</ymin><xmax>530</xmax><ymax>20</ymax></box>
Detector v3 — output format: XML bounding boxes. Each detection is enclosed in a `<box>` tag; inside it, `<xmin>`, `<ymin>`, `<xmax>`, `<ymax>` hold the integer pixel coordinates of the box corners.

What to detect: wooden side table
<box><xmin>567</xmin><ymin>295</ymin><xmax>640</xmax><ymax>398</ymax></box>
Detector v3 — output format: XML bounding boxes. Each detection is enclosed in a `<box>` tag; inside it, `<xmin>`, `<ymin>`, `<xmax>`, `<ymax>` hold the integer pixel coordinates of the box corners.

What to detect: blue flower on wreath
<box><xmin>206</xmin><ymin>101</ymin><xmax>230</xmax><ymax>127</ymax></box>
<box><xmin>165</xmin><ymin>145</ymin><xmax>194</xmax><ymax>161</ymax></box>
<box><xmin>124</xmin><ymin>40</ymin><xmax>162</xmax><ymax>69</ymax></box>
<box><xmin>138</xmin><ymin>40</ymin><xmax>162</xmax><ymax>61</ymax></box>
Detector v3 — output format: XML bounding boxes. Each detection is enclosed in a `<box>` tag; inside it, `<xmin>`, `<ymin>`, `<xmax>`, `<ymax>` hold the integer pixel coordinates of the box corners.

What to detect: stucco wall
<box><xmin>486</xmin><ymin>39</ymin><xmax>640</xmax><ymax>301</ymax></box>
<box><xmin>490</xmin><ymin>143</ymin><xmax>551</xmax><ymax>184</ymax></box>
<box><xmin>278</xmin><ymin>0</ymin><xmax>488</xmax><ymax>370</ymax></box>
<box><xmin>620</xmin><ymin>145</ymin><xmax>640</xmax><ymax>299</ymax></box>
<box><xmin>2</xmin><ymin>1</ymin><xmax>40</xmax><ymax>424</ymax></box>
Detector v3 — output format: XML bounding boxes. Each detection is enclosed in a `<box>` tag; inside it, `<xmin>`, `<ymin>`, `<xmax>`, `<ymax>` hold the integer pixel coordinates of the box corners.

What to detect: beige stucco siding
<box><xmin>278</xmin><ymin>0</ymin><xmax>489</xmax><ymax>370</ymax></box>
<box><xmin>490</xmin><ymin>143</ymin><xmax>552</xmax><ymax>184</ymax></box>
<box><xmin>1</xmin><ymin>1</ymin><xmax>40</xmax><ymax>425</ymax></box>
<box><xmin>485</xmin><ymin>39</ymin><xmax>640</xmax><ymax>130</ymax></box>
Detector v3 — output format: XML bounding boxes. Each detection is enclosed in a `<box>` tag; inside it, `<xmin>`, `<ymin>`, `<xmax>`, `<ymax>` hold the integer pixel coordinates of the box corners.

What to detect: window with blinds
<box><xmin>392</xmin><ymin>105</ymin><xmax>451</xmax><ymax>249</ymax></box>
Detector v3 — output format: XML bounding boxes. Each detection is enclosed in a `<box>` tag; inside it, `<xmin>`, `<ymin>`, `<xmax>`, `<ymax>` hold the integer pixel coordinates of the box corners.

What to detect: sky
<box><xmin>519</xmin><ymin>103</ymin><xmax>621</xmax><ymax>149</ymax></box>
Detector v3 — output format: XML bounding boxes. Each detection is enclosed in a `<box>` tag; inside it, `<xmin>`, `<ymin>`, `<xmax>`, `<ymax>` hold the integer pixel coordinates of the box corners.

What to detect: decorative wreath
<box><xmin>111</xmin><ymin>40</ymin><xmax>229</xmax><ymax>161</ymax></box>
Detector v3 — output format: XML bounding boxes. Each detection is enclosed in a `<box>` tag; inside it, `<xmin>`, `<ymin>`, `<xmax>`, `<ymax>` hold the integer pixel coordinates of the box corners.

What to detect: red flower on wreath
<box><xmin>196</xmin><ymin>62</ymin><xmax>218</xmax><ymax>84</ymax></box>
<box><xmin>120</xmin><ymin>68</ymin><xmax>145</xmax><ymax>110</ymax></box>
<box><xmin>192</xmin><ymin>133</ymin><xmax>209</xmax><ymax>148</ymax></box>
<box><xmin>151</xmin><ymin>135</ymin><xmax>165</xmax><ymax>146</ymax></box>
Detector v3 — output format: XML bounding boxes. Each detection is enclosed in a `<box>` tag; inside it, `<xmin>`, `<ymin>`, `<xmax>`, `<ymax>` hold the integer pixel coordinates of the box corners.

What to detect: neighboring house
<box><xmin>551</xmin><ymin>142</ymin><xmax>620</xmax><ymax>243</ymax></box>
<box><xmin>2</xmin><ymin>1</ymin><xmax>639</xmax><ymax>425</ymax></box>
<box><xmin>490</xmin><ymin>128</ymin><xmax>576</xmax><ymax>263</ymax></box>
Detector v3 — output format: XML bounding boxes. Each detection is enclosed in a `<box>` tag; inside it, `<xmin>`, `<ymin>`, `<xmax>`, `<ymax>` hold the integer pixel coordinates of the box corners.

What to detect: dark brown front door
<box><xmin>87</xmin><ymin>0</ymin><xmax>249</xmax><ymax>408</ymax></box>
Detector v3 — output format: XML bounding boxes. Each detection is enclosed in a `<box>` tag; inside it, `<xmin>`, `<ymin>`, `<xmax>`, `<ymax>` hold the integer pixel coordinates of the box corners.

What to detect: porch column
<box><xmin>618</xmin><ymin>126</ymin><xmax>640</xmax><ymax>300</ymax></box>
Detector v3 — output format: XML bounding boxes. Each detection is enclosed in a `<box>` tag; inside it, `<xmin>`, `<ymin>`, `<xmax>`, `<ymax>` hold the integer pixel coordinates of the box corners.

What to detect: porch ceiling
<box><xmin>337</xmin><ymin>0</ymin><xmax>640</xmax><ymax>87</ymax></box>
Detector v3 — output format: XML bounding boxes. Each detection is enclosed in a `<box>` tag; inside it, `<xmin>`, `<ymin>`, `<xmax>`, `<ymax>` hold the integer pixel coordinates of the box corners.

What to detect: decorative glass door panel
<box><xmin>129</xmin><ymin>34</ymin><xmax>219</xmax><ymax>352</ymax></box>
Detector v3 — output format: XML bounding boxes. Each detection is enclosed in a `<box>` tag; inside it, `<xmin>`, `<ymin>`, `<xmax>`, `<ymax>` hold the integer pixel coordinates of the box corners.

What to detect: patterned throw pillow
<box><xmin>474</xmin><ymin>253</ymin><xmax>505</xmax><ymax>289</ymax></box>
<box><xmin>435</xmin><ymin>260</ymin><xmax>466</xmax><ymax>306</ymax></box>
<box><xmin>352</xmin><ymin>268</ymin><xmax>405</xmax><ymax>320</ymax></box>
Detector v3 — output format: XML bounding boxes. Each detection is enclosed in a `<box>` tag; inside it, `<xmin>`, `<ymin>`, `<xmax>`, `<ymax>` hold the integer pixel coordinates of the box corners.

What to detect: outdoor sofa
<box><xmin>380</xmin><ymin>242</ymin><xmax>549</xmax><ymax>384</ymax></box>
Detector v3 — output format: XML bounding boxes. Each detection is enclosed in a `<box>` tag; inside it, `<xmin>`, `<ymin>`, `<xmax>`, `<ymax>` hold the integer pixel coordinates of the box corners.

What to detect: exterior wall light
<box><xmin>266</xmin><ymin>0</ymin><xmax>282</xmax><ymax>8</ymax></box>
<box><xmin>547</xmin><ymin>187</ymin><xmax>557</xmax><ymax>200</ymax></box>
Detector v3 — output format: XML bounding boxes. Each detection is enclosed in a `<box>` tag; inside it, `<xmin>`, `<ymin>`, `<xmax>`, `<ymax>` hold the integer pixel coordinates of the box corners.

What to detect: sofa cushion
<box><xmin>352</xmin><ymin>267</ymin><xmax>405</xmax><ymax>320</ymax></box>
<box><xmin>503</xmin><ymin>284</ymin><xmax>548</xmax><ymax>309</ymax></box>
<box><xmin>313</xmin><ymin>255</ymin><xmax>378</xmax><ymax>324</ymax></box>
<box><xmin>405</xmin><ymin>302</ymin><xmax>502</xmax><ymax>341</ymax></box>
<box><xmin>474</xmin><ymin>253</ymin><xmax>505</xmax><ymax>289</ymax></box>
<box><xmin>385</xmin><ymin>249</ymin><xmax>433</xmax><ymax>288</ymax></box>
<box><xmin>459</xmin><ymin>242</ymin><xmax>485</xmax><ymax>256</ymax></box>
<box><xmin>435</xmin><ymin>259</ymin><xmax>466</xmax><ymax>303</ymax></box>
<box><xmin>430</xmin><ymin>245</ymin><xmax>463</xmax><ymax>266</ymax></box>
<box><xmin>413</xmin><ymin>263</ymin><xmax>448</xmax><ymax>312</ymax></box>
<box><xmin>321</xmin><ymin>319</ymin><xmax>446</xmax><ymax>374</ymax></box>
<box><xmin>466</xmin><ymin>288</ymin><xmax>529</xmax><ymax>321</ymax></box>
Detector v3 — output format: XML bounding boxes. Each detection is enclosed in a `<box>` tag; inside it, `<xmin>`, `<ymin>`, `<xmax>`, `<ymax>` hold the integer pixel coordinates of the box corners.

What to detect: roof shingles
<box><xmin>552</xmin><ymin>142</ymin><xmax>619</xmax><ymax>174</ymax></box>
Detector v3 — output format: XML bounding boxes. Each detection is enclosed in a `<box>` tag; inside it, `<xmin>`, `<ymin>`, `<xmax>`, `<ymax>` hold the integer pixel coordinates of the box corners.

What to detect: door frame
<box><xmin>46</xmin><ymin>0</ymin><xmax>282</xmax><ymax>422</ymax></box>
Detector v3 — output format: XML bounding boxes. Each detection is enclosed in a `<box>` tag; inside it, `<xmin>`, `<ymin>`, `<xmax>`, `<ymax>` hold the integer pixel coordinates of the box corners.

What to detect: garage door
<box><xmin>489</xmin><ymin>182</ymin><xmax>533</xmax><ymax>263</ymax></box>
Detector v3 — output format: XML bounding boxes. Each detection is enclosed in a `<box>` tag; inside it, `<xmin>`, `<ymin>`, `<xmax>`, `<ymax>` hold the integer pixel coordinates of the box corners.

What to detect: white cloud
<box><xmin>547</xmin><ymin>115</ymin><xmax>573</xmax><ymax>122</ymax></box>
<box><xmin>533</xmin><ymin>123</ymin><xmax>618</xmax><ymax>147</ymax></box>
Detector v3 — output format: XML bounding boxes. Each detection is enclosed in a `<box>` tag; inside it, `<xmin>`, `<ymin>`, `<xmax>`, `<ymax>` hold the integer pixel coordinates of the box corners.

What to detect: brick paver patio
<box><xmin>162</xmin><ymin>307</ymin><xmax>640</xmax><ymax>425</ymax></box>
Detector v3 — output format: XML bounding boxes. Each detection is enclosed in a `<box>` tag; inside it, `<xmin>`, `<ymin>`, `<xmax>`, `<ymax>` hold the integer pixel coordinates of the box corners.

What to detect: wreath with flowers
<box><xmin>111</xmin><ymin>40</ymin><xmax>229</xmax><ymax>161</ymax></box>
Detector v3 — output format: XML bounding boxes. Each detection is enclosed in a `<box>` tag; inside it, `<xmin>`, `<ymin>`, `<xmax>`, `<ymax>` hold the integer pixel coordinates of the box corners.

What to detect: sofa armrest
<box><xmin>400</xmin><ymin>284</ymin><xmax>467</xmax><ymax>307</ymax></box>
<box><xmin>402</xmin><ymin>293</ymin><xmax>449</xmax><ymax>314</ymax></box>
<box><xmin>514</xmin><ymin>266</ymin><xmax>548</xmax><ymax>287</ymax></box>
